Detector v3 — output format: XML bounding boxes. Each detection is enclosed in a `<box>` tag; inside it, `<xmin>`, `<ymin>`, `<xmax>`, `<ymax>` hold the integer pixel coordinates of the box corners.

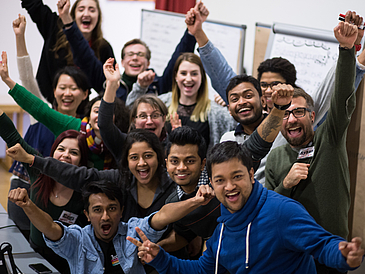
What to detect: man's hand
<box><xmin>283</xmin><ymin>163</ymin><xmax>310</xmax><ymax>189</ymax></box>
<box><xmin>339</xmin><ymin>237</ymin><xmax>364</xmax><ymax>268</ymax></box>
<box><xmin>13</xmin><ymin>14</ymin><xmax>26</xmax><ymax>37</ymax></box>
<box><xmin>57</xmin><ymin>0</ymin><xmax>73</xmax><ymax>25</ymax></box>
<box><xmin>170</xmin><ymin>112</ymin><xmax>182</xmax><ymax>131</ymax></box>
<box><xmin>344</xmin><ymin>11</ymin><xmax>364</xmax><ymax>46</ymax></box>
<box><xmin>185</xmin><ymin>2</ymin><xmax>208</xmax><ymax>36</ymax></box>
<box><xmin>6</xmin><ymin>143</ymin><xmax>35</xmax><ymax>164</ymax></box>
<box><xmin>214</xmin><ymin>93</ymin><xmax>227</xmax><ymax>107</ymax></box>
<box><xmin>271</xmin><ymin>84</ymin><xmax>294</xmax><ymax>107</ymax></box>
<box><xmin>8</xmin><ymin>187</ymin><xmax>31</xmax><ymax>208</ymax></box>
<box><xmin>127</xmin><ymin>227</ymin><xmax>161</xmax><ymax>264</ymax></box>
<box><xmin>195</xmin><ymin>184</ymin><xmax>215</xmax><ymax>206</ymax></box>
<box><xmin>137</xmin><ymin>70</ymin><xmax>155</xmax><ymax>88</ymax></box>
<box><xmin>334</xmin><ymin>21</ymin><xmax>358</xmax><ymax>49</ymax></box>
<box><xmin>196</xmin><ymin>1</ymin><xmax>209</xmax><ymax>23</ymax></box>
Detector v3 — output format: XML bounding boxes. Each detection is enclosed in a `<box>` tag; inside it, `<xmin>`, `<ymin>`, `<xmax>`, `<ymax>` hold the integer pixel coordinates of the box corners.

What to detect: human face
<box><xmin>121</xmin><ymin>44</ymin><xmax>150</xmax><ymax>77</ymax></box>
<box><xmin>54</xmin><ymin>74</ymin><xmax>88</xmax><ymax>116</ymax></box>
<box><xmin>84</xmin><ymin>193</ymin><xmax>122</xmax><ymax>242</ymax></box>
<box><xmin>134</xmin><ymin>103</ymin><xmax>166</xmax><ymax>138</ymax></box>
<box><xmin>227</xmin><ymin>82</ymin><xmax>263</xmax><ymax>125</ymax></box>
<box><xmin>89</xmin><ymin>100</ymin><xmax>100</xmax><ymax>131</ymax></box>
<box><xmin>281</xmin><ymin>96</ymin><xmax>315</xmax><ymax>148</ymax></box>
<box><xmin>166</xmin><ymin>144</ymin><xmax>206</xmax><ymax>194</ymax></box>
<box><xmin>175</xmin><ymin>61</ymin><xmax>202</xmax><ymax>105</ymax></box>
<box><xmin>74</xmin><ymin>0</ymin><xmax>99</xmax><ymax>40</ymax></box>
<box><xmin>128</xmin><ymin>142</ymin><xmax>159</xmax><ymax>185</ymax></box>
<box><xmin>53</xmin><ymin>138</ymin><xmax>81</xmax><ymax>166</ymax></box>
<box><xmin>210</xmin><ymin>158</ymin><xmax>254</xmax><ymax>214</ymax></box>
<box><xmin>260</xmin><ymin>72</ymin><xmax>286</xmax><ymax>110</ymax></box>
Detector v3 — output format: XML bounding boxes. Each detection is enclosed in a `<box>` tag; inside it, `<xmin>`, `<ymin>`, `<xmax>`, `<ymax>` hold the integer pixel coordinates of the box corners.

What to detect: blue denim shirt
<box><xmin>44</xmin><ymin>214</ymin><xmax>166</xmax><ymax>274</ymax></box>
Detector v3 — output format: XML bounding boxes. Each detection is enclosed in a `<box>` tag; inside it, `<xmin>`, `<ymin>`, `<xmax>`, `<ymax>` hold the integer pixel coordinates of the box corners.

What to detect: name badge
<box><xmin>297</xmin><ymin>146</ymin><xmax>315</xmax><ymax>159</ymax></box>
<box><xmin>59</xmin><ymin>210</ymin><xmax>78</xmax><ymax>225</ymax></box>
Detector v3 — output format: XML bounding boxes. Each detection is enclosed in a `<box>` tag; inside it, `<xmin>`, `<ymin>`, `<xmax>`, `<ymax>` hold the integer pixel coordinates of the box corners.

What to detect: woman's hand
<box><xmin>170</xmin><ymin>112</ymin><xmax>182</xmax><ymax>131</ymax></box>
<box><xmin>57</xmin><ymin>0</ymin><xmax>73</xmax><ymax>25</ymax></box>
<box><xmin>13</xmin><ymin>14</ymin><xmax>26</xmax><ymax>37</ymax></box>
<box><xmin>6</xmin><ymin>143</ymin><xmax>35</xmax><ymax>164</ymax></box>
<box><xmin>0</xmin><ymin>52</ymin><xmax>16</xmax><ymax>89</ymax></box>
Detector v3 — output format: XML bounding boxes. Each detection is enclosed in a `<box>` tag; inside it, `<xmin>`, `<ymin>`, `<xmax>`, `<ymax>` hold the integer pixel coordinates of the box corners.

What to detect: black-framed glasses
<box><xmin>283</xmin><ymin>107</ymin><xmax>312</xmax><ymax>119</ymax></box>
<box><xmin>260</xmin><ymin>81</ymin><xmax>283</xmax><ymax>91</ymax></box>
<box><xmin>124</xmin><ymin>51</ymin><xmax>146</xmax><ymax>58</ymax></box>
<box><xmin>135</xmin><ymin>113</ymin><xmax>163</xmax><ymax>120</ymax></box>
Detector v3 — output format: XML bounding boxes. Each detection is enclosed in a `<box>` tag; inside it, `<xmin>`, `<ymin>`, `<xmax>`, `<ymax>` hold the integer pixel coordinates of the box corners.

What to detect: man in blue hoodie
<box><xmin>128</xmin><ymin>141</ymin><xmax>364</xmax><ymax>273</ymax></box>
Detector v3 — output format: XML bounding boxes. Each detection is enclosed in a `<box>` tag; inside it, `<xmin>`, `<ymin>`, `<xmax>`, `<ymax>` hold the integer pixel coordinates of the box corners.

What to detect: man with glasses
<box><xmin>265</xmin><ymin>21</ymin><xmax>359</xmax><ymax>274</ymax></box>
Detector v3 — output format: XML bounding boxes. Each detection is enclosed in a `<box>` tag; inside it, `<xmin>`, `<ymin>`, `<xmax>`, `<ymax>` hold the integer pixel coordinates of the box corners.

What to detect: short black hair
<box><xmin>206</xmin><ymin>141</ymin><xmax>253</xmax><ymax>178</ymax></box>
<box><xmin>257</xmin><ymin>57</ymin><xmax>298</xmax><ymax>87</ymax></box>
<box><xmin>226</xmin><ymin>75</ymin><xmax>262</xmax><ymax>103</ymax></box>
<box><xmin>81</xmin><ymin>180</ymin><xmax>124</xmax><ymax>213</ymax></box>
<box><xmin>165</xmin><ymin>126</ymin><xmax>207</xmax><ymax>162</ymax></box>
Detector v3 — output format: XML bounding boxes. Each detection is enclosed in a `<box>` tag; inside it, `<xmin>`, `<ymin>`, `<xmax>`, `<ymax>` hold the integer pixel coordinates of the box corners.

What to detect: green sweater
<box><xmin>9</xmin><ymin>83</ymin><xmax>105</xmax><ymax>170</ymax></box>
<box><xmin>265</xmin><ymin>47</ymin><xmax>356</xmax><ymax>239</ymax></box>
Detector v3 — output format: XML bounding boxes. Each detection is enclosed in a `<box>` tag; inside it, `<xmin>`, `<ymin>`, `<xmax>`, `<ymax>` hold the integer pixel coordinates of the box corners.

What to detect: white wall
<box><xmin>0</xmin><ymin>0</ymin><xmax>364</xmax><ymax>104</ymax></box>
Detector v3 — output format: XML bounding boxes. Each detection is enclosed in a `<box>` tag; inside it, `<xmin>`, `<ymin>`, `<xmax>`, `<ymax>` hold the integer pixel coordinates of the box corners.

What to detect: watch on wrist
<box><xmin>274</xmin><ymin>101</ymin><xmax>291</xmax><ymax>110</ymax></box>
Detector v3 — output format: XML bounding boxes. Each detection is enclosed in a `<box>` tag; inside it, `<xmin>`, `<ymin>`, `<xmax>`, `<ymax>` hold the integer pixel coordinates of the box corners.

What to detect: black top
<box><xmin>96</xmin><ymin>238</ymin><xmax>125</xmax><ymax>274</ymax></box>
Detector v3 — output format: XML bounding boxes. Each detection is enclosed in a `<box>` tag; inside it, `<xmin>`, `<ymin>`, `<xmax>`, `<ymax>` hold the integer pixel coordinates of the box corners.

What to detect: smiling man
<box><xmin>127</xmin><ymin>141</ymin><xmax>364</xmax><ymax>274</ymax></box>
<box><xmin>8</xmin><ymin>180</ymin><xmax>214</xmax><ymax>274</ymax></box>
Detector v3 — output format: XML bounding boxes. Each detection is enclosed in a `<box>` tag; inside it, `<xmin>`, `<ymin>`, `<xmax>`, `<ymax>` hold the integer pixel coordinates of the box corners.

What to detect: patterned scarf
<box><xmin>80</xmin><ymin>117</ymin><xmax>113</xmax><ymax>170</ymax></box>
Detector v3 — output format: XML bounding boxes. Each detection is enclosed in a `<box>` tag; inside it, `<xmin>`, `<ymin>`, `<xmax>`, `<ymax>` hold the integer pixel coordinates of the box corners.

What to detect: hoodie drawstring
<box><xmin>215</xmin><ymin>223</ymin><xmax>225</xmax><ymax>274</ymax></box>
<box><xmin>245</xmin><ymin>222</ymin><xmax>252</xmax><ymax>269</ymax></box>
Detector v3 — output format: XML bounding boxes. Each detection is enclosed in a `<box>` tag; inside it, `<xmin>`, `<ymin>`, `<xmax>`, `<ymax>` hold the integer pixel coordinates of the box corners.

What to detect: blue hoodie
<box><xmin>149</xmin><ymin>181</ymin><xmax>354</xmax><ymax>273</ymax></box>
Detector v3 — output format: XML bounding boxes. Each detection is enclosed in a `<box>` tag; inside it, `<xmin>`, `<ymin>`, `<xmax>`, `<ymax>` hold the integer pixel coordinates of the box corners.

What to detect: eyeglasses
<box><xmin>124</xmin><ymin>51</ymin><xmax>146</xmax><ymax>58</ymax></box>
<box><xmin>283</xmin><ymin>107</ymin><xmax>312</xmax><ymax>119</ymax></box>
<box><xmin>260</xmin><ymin>81</ymin><xmax>283</xmax><ymax>91</ymax></box>
<box><xmin>135</xmin><ymin>113</ymin><xmax>163</xmax><ymax>120</ymax></box>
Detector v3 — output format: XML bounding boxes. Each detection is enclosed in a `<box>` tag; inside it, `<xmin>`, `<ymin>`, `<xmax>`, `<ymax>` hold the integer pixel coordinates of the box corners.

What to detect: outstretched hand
<box><xmin>137</xmin><ymin>70</ymin><xmax>155</xmax><ymax>88</ymax></box>
<box><xmin>6</xmin><ymin>143</ymin><xmax>35</xmax><ymax>164</ymax></box>
<box><xmin>195</xmin><ymin>184</ymin><xmax>215</xmax><ymax>206</ymax></box>
<box><xmin>334</xmin><ymin>21</ymin><xmax>358</xmax><ymax>49</ymax></box>
<box><xmin>103</xmin><ymin>58</ymin><xmax>120</xmax><ymax>83</ymax></box>
<box><xmin>271</xmin><ymin>83</ymin><xmax>294</xmax><ymax>107</ymax></box>
<box><xmin>339</xmin><ymin>237</ymin><xmax>364</xmax><ymax>268</ymax></box>
<box><xmin>8</xmin><ymin>187</ymin><xmax>31</xmax><ymax>208</ymax></box>
<box><xmin>57</xmin><ymin>0</ymin><xmax>73</xmax><ymax>25</ymax></box>
<box><xmin>185</xmin><ymin>1</ymin><xmax>209</xmax><ymax>36</ymax></box>
<box><xmin>0</xmin><ymin>51</ymin><xmax>16</xmax><ymax>89</ymax></box>
<box><xmin>127</xmin><ymin>227</ymin><xmax>161</xmax><ymax>264</ymax></box>
<box><xmin>343</xmin><ymin>11</ymin><xmax>364</xmax><ymax>46</ymax></box>
<box><xmin>13</xmin><ymin>14</ymin><xmax>26</xmax><ymax>37</ymax></box>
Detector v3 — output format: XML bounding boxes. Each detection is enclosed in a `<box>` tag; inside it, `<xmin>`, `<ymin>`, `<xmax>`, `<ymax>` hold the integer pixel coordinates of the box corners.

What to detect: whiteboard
<box><xmin>141</xmin><ymin>9</ymin><xmax>246</xmax><ymax>76</ymax></box>
<box><xmin>265</xmin><ymin>23</ymin><xmax>339</xmax><ymax>98</ymax></box>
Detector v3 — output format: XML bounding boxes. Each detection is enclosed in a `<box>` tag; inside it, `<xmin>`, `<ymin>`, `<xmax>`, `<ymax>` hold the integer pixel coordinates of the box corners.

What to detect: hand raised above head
<box><xmin>343</xmin><ymin>10</ymin><xmax>364</xmax><ymax>45</ymax></box>
<box><xmin>334</xmin><ymin>21</ymin><xmax>358</xmax><ymax>49</ymax></box>
<box><xmin>57</xmin><ymin>0</ymin><xmax>72</xmax><ymax>25</ymax></box>
<box><xmin>127</xmin><ymin>227</ymin><xmax>161</xmax><ymax>264</ymax></box>
<box><xmin>195</xmin><ymin>1</ymin><xmax>209</xmax><ymax>23</ymax></box>
<box><xmin>271</xmin><ymin>83</ymin><xmax>294</xmax><ymax>107</ymax></box>
<box><xmin>12</xmin><ymin>14</ymin><xmax>26</xmax><ymax>36</ymax></box>
<box><xmin>103</xmin><ymin>58</ymin><xmax>120</xmax><ymax>83</ymax></box>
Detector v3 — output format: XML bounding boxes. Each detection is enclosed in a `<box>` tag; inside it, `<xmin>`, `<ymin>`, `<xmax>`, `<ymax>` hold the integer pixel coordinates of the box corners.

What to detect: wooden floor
<box><xmin>0</xmin><ymin>160</ymin><xmax>12</xmax><ymax>211</ymax></box>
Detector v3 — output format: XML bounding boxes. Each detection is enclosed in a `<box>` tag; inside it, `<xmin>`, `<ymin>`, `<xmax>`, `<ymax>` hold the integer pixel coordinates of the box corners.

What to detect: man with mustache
<box><xmin>265</xmin><ymin>20</ymin><xmax>360</xmax><ymax>274</ymax></box>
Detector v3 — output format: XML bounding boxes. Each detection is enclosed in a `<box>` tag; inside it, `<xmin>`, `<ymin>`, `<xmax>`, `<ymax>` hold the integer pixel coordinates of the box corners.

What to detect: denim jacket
<box><xmin>44</xmin><ymin>214</ymin><xmax>166</xmax><ymax>274</ymax></box>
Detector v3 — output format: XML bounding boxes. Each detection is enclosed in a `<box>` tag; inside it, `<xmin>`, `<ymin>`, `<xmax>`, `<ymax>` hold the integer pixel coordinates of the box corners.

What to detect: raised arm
<box><xmin>99</xmin><ymin>58</ymin><xmax>127</xmax><ymax>162</ymax></box>
<box><xmin>186</xmin><ymin>3</ymin><xmax>235</xmax><ymax>104</ymax></box>
<box><xmin>8</xmin><ymin>188</ymin><xmax>63</xmax><ymax>241</ymax></box>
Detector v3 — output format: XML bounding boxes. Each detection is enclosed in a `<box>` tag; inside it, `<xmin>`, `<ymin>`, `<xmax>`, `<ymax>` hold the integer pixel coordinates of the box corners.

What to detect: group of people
<box><xmin>0</xmin><ymin>0</ymin><xmax>364</xmax><ymax>273</ymax></box>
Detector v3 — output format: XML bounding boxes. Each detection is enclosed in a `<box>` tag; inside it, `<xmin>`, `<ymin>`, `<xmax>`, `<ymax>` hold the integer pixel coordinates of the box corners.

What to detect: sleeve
<box><xmin>278</xmin><ymin>200</ymin><xmax>354</xmax><ymax>272</ymax></box>
<box><xmin>21</xmin><ymin>0</ymin><xmax>59</xmax><ymax>40</ymax></box>
<box><xmin>31</xmin><ymin>155</ymin><xmax>120</xmax><ymax>192</ymax></box>
<box><xmin>355</xmin><ymin>58</ymin><xmax>365</xmax><ymax>90</ymax></box>
<box><xmin>98</xmin><ymin>39</ymin><xmax>116</xmax><ymax>65</ymax></box>
<box><xmin>126</xmin><ymin>82</ymin><xmax>149</xmax><ymax>106</ymax></box>
<box><xmin>98</xmin><ymin>99</ymin><xmax>127</xmax><ymax>162</ymax></box>
<box><xmin>156</xmin><ymin>30</ymin><xmax>196</xmax><ymax>95</ymax></box>
<box><xmin>198</xmin><ymin>40</ymin><xmax>236</xmax><ymax>104</ymax></box>
<box><xmin>324</xmin><ymin>47</ymin><xmax>356</xmax><ymax>145</ymax></box>
<box><xmin>8</xmin><ymin>84</ymin><xmax>81</xmax><ymax>137</ymax></box>
<box><xmin>63</xmin><ymin>22</ymin><xmax>108</xmax><ymax>94</ymax></box>
<box><xmin>173</xmin><ymin>222</ymin><xmax>198</xmax><ymax>243</ymax></box>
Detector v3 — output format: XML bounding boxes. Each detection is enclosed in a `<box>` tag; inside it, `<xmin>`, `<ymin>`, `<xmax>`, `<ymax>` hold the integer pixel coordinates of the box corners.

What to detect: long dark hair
<box><xmin>119</xmin><ymin>129</ymin><xmax>164</xmax><ymax>188</ymax></box>
<box><xmin>32</xmin><ymin>130</ymin><xmax>88</xmax><ymax>207</ymax></box>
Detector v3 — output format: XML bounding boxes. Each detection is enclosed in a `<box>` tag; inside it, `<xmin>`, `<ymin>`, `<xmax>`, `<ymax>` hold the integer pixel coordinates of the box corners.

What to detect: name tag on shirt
<box><xmin>297</xmin><ymin>146</ymin><xmax>315</xmax><ymax>159</ymax></box>
<box><xmin>59</xmin><ymin>210</ymin><xmax>78</xmax><ymax>225</ymax></box>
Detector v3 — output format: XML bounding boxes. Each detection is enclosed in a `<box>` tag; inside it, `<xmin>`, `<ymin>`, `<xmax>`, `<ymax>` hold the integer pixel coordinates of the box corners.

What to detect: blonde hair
<box><xmin>169</xmin><ymin>53</ymin><xmax>210</xmax><ymax>122</ymax></box>
<box><xmin>53</xmin><ymin>0</ymin><xmax>104</xmax><ymax>64</ymax></box>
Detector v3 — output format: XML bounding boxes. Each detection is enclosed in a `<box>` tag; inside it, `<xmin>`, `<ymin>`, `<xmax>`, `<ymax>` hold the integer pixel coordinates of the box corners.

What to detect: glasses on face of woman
<box><xmin>260</xmin><ymin>81</ymin><xmax>283</xmax><ymax>91</ymax></box>
<box><xmin>135</xmin><ymin>112</ymin><xmax>163</xmax><ymax>120</ymax></box>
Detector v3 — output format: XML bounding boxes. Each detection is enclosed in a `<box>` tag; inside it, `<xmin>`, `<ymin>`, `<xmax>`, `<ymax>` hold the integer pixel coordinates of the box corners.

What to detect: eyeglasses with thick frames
<box><xmin>135</xmin><ymin>113</ymin><xmax>163</xmax><ymax>120</ymax></box>
<box><xmin>260</xmin><ymin>81</ymin><xmax>283</xmax><ymax>91</ymax></box>
<box><xmin>283</xmin><ymin>107</ymin><xmax>312</xmax><ymax>119</ymax></box>
<box><xmin>124</xmin><ymin>51</ymin><xmax>146</xmax><ymax>58</ymax></box>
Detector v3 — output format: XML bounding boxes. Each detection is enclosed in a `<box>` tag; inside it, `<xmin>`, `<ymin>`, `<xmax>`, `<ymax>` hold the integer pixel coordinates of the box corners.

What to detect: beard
<box><xmin>283</xmin><ymin>122</ymin><xmax>314</xmax><ymax>147</ymax></box>
<box><xmin>232</xmin><ymin>104</ymin><xmax>263</xmax><ymax>125</ymax></box>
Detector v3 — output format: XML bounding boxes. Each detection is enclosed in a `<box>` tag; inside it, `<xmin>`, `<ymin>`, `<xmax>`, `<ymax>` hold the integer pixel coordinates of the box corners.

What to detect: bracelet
<box><xmin>274</xmin><ymin>101</ymin><xmax>291</xmax><ymax>110</ymax></box>
<box><xmin>339</xmin><ymin>45</ymin><xmax>350</xmax><ymax>50</ymax></box>
<box><xmin>62</xmin><ymin>22</ymin><xmax>73</xmax><ymax>29</ymax></box>
<box><xmin>355</xmin><ymin>44</ymin><xmax>362</xmax><ymax>52</ymax></box>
